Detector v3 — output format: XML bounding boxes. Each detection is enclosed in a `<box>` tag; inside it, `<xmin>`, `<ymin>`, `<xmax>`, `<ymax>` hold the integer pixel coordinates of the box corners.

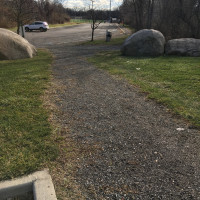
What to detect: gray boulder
<box><xmin>165</xmin><ymin>38</ymin><xmax>200</xmax><ymax>57</ymax></box>
<box><xmin>0</xmin><ymin>28</ymin><xmax>37</xmax><ymax>60</ymax></box>
<box><xmin>121</xmin><ymin>29</ymin><xmax>165</xmax><ymax>57</ymax></box>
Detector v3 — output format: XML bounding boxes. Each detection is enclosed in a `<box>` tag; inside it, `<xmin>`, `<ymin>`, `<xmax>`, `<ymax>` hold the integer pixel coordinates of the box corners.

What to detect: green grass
<box><xmin>49</xmin><ymin>21</ymin><xmax>85</xmax><ymax>28</ymax></box>
<box><xmin>8</xmin><ymin>27</ymin><xmax>17</xmax><ymax>32</ymax></box>
<box><xmin>89</xmin><ymin>52</ymin><xmax>200</xmax><ymax>127</ymax></box>
<box><xmin>70</xmin><ymin>19</ymin><xmax>92</xmax><ymax>23</ymax></box>
<box><xmin>0</xmin><ymin>50</ymin><xmax>58</xmax><ymax>180</ymax></box>
<box><xmin>49</xmin><ymin>19</ymin><xmax>92</xmax><ymax>28</ymax></box>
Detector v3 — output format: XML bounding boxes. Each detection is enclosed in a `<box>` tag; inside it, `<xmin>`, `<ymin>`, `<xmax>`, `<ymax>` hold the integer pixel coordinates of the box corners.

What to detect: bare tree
<box><xmin>0</xmin><ymin>0</ymin><xmax>10</xmax><ymax>28</ymax></box>
<box><xmin>193</xmin><ymin>0</ymin><xmax>200</xmax><ymax>36</ymax></box>
<box><xmin>88</xmin><ymin>9</ymin><xmax>103</xmax><ymax>41</ymax></box>
<box><xmin>120</xmin><ymin>0</ymin><xmax>155</xmax><ymax>30</ymax></box>
<box><xmin>88</xmin><ymin>0</ymin><xmax>104</xmax><ymax>41</ymax></box>
<box><xmin>7</xmin><ymin>0</ymin><xmax>36</xmax><ymax>34</ymax></box>
<box><xmin>120</xmin><ymin>0</ymin><xmax>200</xmax><ymax>39</ymax></box>
<box><xmin>36</xmin><ymin>0</ymin><xmax>70</xmax><ymax>24</ymax></box>
<box><xmin>37</xmin><ymin>0</ymin><xmax>54</xmax><ymax>23</ymax></box>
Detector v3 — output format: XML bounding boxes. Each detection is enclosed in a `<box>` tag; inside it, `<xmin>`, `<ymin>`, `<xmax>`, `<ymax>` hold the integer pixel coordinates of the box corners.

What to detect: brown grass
<box><xmin>42</xmin><ymin>75</ymin><xmax>86</xmax><ymax>199</ymax></box>
<box><xmin>42</xmin><ymin>72</ymin><xmax>103</xmax><ymax>199</ymax></box>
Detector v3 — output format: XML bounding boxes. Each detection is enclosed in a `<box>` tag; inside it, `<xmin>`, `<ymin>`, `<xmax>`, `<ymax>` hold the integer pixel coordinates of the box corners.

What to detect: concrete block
<box><xmin>0</xmin><ymin>169</ymin><xmax>57</xmax><ymax>200</ymax></box>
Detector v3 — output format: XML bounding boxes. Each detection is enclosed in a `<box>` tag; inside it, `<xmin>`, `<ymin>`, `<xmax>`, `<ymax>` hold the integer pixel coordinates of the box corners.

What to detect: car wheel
<box><xmin>25</xmin><ymin>27</ymin><xmax>29</xmax><ymax>32</ymax></box>
<box><xmin>40</xmin><ymin>27</ymin><xmax>44</xmax><ymax>32</ymax></box>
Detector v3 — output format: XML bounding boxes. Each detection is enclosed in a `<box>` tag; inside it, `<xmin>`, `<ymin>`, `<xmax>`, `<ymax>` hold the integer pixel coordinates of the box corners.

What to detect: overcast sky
<box><xmin>63</xmin><ymin>0</ymin><xmax>123</xmax><ymax>10</ymax></box>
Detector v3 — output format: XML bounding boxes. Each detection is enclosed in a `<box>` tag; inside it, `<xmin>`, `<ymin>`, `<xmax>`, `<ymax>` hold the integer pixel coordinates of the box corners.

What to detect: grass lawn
<box><xmin>0</xmin><ymin>49</ymin><xmax>58</xmax><ymax>180</ymax></box>
<box><xmin>49</xmin><ymin>21</ymin><xmax>87</xmax><ymax>28</ymax></box>
<box><xmin>70</xmin><ymin>19</ymin><xmax>92</xmax><ymax>23</ymax></box>
<box><xmin>89</xmin><ymin>51</ymin><xmax>200</xmax><ymax>127</ymax></box>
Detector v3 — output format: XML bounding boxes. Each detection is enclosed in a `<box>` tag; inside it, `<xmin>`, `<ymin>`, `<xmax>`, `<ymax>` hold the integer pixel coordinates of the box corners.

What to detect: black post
<box><xmin>21</xmin><ymin>22</ymin><xmax>25</xmax><ymax>38</ymax></box>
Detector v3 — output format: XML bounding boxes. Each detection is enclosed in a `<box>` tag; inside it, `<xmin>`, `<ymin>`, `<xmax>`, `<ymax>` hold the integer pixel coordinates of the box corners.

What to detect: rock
<box><xmin>165</xmin><ymin>38</ymin><xmax>200</xmax><ymax>57</ymax></box>
<box><xmin>121</xmin><ymin>29</ymin><xmax>165</xmax><ymax>57</ymax></box>
<box><xmin>0</xmin><ymin>28</ymin><xmax>37</xmax><ymax>60</ymax></box>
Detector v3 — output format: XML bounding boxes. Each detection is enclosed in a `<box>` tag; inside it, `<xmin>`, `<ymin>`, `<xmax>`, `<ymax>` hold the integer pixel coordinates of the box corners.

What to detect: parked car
<box><xmin>24</xmin><ymin>21</ymin><xmax>49</xmax><ymax>32</ymax></box>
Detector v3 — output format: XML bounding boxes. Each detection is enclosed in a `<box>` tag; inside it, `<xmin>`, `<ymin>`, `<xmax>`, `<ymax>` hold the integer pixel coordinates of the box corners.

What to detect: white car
<box><xmin>24</xmin><ymin>21</ymin><xmax>49</xmax><ymax>32</ymax></box>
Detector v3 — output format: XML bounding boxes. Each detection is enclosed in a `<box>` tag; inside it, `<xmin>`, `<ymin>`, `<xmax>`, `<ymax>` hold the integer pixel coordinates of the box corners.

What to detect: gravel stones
<box><xmin>49</xmin><ymin>43</ymin><xmax>200</xmax><ymax>199</ymax></box>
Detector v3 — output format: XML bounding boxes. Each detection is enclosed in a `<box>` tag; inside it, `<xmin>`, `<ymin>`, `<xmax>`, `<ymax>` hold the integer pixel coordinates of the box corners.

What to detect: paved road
<box><xmin>25</xmin><ymin>23</ymin><xmax>127</xmax><ymax>47</ymax></box>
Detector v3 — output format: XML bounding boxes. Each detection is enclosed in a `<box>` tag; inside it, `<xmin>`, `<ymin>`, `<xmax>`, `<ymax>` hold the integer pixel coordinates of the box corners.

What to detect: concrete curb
<box><xmin>0</xmin><ymin>169</ymin><xmax>57</xmax><ymax>200</ymax></box>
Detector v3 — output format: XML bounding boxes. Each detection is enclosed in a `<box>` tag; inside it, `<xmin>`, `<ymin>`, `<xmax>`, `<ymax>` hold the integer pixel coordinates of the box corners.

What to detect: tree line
<box><xmin>120</xmin><ymin>0</ymin><xmax>200</xmax><ymax>39</ymax></box>
<box><xmin>66</xmin><ymin>8</ymin><xmax>120</xmax><ymax>21</ymax></box>
<box><xmin>0</xmin><ymin>0</ymin><xmax>70</xmax><ymax>31</ymax></box>
<box><xmin>0</xmin><ymin>0</ymin><xmax>121</xmax><ymax>33</ymax></box>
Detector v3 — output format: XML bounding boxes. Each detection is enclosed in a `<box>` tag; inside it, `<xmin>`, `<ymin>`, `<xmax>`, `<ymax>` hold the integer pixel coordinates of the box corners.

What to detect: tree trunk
<box><xmin>91</xmin><ymin>27</ymin><xmax>94</xmax><ymax>41</ymax></box>
<box><xmin>17</xmin><ymin>21</ymin><xmax>20</xmax><ymax>34</ymax></box>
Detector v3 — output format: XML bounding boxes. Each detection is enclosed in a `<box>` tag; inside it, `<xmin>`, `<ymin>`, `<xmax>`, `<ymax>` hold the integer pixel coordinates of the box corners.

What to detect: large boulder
<box><xmin>0</xmin><ymin>28</ymin><xmax>37</xmax><ymax>60</ymax></box>
<box><xmin>121</xmin><ymin>29</ymin><xmax>165</xmax><ymax>57</ymax></box>
<box><xmin>165</xmin><ymin>38</ymin><xmax>200</xmax><ymax>57</ymax></box>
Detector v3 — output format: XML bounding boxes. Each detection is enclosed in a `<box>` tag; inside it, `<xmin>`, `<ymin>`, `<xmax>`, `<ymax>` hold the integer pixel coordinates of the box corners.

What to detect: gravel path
<box><xmin>49</xmin><ymin>43</ymin><xmax>200</xmax><ymax>200</ymax></box>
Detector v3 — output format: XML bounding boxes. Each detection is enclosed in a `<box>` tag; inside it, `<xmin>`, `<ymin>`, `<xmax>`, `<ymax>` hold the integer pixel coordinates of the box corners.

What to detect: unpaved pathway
<box><xmin>49</xmin><ymin>43</ymin><xmax>200</xmax><ymax>200</ymax></box>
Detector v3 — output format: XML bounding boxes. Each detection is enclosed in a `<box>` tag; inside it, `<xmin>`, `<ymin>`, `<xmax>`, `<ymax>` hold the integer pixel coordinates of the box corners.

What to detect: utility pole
<box><xmin>91</xmin><ymin>0</ymin><xmax>94</xmax><ymax>9</ymax></box>
<box><xmin>109</xmin><ymin>0</ymin><xmax>111</xmax><ymax>22</ymax></box>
